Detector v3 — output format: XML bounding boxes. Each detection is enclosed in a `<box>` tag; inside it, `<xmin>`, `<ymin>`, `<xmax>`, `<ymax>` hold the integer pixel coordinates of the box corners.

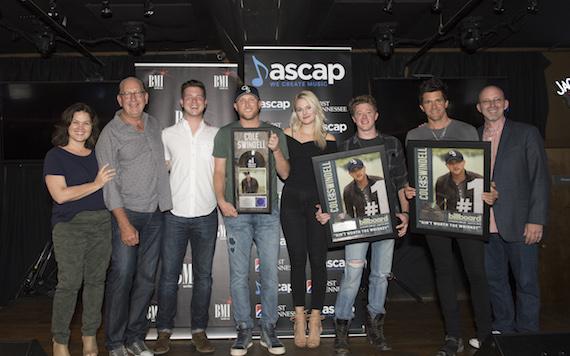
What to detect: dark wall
<box><xmin>0</xmin><ymin>50</ymin><xmax>550</xmax><ymax>306</ymax></box>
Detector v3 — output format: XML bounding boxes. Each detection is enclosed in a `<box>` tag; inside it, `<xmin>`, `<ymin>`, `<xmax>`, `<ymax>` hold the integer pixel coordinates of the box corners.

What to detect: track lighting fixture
<box><xmin>101</xmin><ymin>0</ymin><xmax>112</xmax><ymax>18</ymax></box>
<box><xmin>459</xmin><ymin>17</ymin><xmax>481</xmax><ymax>53</ymax></box>
<box><xmin>383</xmin><ymin>0</ymin><xmax>393</xmax><ymax>14</ymax></box>
<box><xmin>143</xmin><ymin>0</ymin><xmax>154</xmax><ymax>17</ymax></box>
<box><xmin>33</xmin><ymin>19</ymin><xmax>55</xmax><ymax>57</ymax></box>
<box><xmin>493</xmin><ymin>0</ymin><xmax>505</xmax><ymax>14</ymax></box>
<box><xmin>373</xmin><ymin>22</ymin><xmax>396</xmax><ymax>59</ymax></box>
<box><xmin>432</xmin><ymin>0</ymin><xmax>442</xmax><ymax>14</ymax></box>
<box><xmin>124</xmin><ymin>21</ymin><xmax>145</xmax><ymax>54</ymax></box>
<box><xmin>526</xmin><ymin>0</ymin><xmax>538</xmax><ymax>13</ymax></box>
<box><xmin>47</xmin><ymin>0</ymin><xmax>59</xmax><ymax>20</ymax></box>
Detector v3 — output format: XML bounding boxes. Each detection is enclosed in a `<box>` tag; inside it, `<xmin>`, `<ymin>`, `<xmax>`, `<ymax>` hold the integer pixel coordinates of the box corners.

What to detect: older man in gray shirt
<box><xmin>96</xmin><ymin>77</ymin><xmax>172</xmax><ymax>356</ymax></box>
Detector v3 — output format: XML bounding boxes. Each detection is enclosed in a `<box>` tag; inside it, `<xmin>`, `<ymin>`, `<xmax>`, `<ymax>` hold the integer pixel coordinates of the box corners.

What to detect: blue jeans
<box><xmin>223</xmin><ymin>204</ymin><xmax>280</xmax><ymax>328</ymax></box>
<box><xmin>334</xmin><ymin>238</ymin><xmax>395</xmax><ymax>320</ymax></box>
<box><xmin>156</xmin><ymin>210</ymin><xmax>218</xmax><ymax>333</ymax></box>
<box><xmin>484</xmin><ymin>233</ymin><xmax>540</xmax><ymax>333</ymax></box>
<box><xmin>104</xmin><ymin>209</ymin><xmax>164</xmax><ymax>350</ymax></box>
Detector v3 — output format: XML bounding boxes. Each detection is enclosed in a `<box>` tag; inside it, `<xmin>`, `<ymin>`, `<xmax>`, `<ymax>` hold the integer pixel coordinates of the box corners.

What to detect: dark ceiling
<box><xmin>0</xmin><ymin>0</ymin><xmax>568</xmax><ymax>66</ymax></box>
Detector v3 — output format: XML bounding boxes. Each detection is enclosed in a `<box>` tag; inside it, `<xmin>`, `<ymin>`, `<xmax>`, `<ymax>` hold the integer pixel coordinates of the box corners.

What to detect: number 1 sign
<box><xmin>407</xmin><ymin>140</ymin><xmax>491</xmax><ymax>240</ymax></box>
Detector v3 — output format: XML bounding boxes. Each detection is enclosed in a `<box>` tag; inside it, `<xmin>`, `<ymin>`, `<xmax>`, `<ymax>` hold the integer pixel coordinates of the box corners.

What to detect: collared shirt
<box><xmin>482</xmin><ymin>116</ymin><xmax>506</xmax><ymax>233</ymax></box>
<box><xmin>96</xmin><ymin>109</ymin><xmax>172</xmax><ymax>213</ymax></box>
<box><xmin>162</xmin><ymin>119</ymin><xmax>218</xmax><ymax>218</ymax></box>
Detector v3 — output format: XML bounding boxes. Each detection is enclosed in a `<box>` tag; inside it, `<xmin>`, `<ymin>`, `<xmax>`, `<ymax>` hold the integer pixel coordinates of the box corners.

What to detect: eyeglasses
<box><xmin>119</xmin><ymin>90</ymin><xmax>145</xmax><ymax>98</ymax></box>
<box><xmin>480</xmin><ymin>98</ymin><xmax>504</xmax><ymax>106</ymax></box>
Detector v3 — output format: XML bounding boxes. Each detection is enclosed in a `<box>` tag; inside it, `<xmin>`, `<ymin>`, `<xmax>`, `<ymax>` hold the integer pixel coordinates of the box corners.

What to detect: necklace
<box><xmin>428</xmin><ymin>118</ymin><xmax>450</xmax><ymax>141</ymax></box>
<box><xmin>120</xmin><ymin>112</ymin><xmax>143</xmax><ymax>131</ymax></box>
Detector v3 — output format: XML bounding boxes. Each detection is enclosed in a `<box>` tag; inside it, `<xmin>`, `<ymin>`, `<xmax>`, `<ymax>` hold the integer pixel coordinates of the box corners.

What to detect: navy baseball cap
<box><xmin>347</xmin><ymin>158</ymin><xmax>364</xmax><ymax>172</ymax></box>
<box><xmin>445</xmin><ymin>150</ymin><xmax>464</xmax><ymax>163</ymax></box>
<box><xmin>235</xmin><ymin>85</ymin><xmax>260</xmax><ymax>102</ymax></box>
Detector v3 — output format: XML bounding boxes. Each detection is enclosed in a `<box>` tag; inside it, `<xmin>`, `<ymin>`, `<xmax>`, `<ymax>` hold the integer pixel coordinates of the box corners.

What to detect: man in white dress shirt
<box><xmin>153</xmin><ymin>79</ymin><xmax>219</xmax><ymax>354</ymax></box>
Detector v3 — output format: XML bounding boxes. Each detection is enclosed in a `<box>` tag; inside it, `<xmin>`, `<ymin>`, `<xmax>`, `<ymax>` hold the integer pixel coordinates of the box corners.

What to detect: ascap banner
<box><xmin>243</xmin><ymin>46</ymin><xmax>354</xmax><ymax>142</ymax></box>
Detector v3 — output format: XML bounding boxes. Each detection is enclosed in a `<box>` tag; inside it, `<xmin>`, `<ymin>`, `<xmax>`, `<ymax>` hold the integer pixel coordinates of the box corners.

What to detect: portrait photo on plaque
<box><xmin>407</xmin><ymin>140</ymin><xmax>491</xmax><ymax>240</ymax></box>
<box><xmin>312</xmin><ymin>146</ymin><xmax>398</xmax><ymax>247</ymax></box>
<box><xmin>232</xmin><ymin>128</ymin><xmax>271</xmax><ymax>213</ymax></box>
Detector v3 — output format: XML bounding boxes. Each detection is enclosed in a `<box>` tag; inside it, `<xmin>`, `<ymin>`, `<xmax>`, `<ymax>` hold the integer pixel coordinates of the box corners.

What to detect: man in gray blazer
<box><xmin>476</xmin><ymin>85</ymin><xmax>550</xmax><ymax>336</ymax></box>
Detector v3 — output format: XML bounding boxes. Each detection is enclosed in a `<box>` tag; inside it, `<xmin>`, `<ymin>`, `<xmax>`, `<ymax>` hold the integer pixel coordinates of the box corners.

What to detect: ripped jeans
<box><xmin>223</xmin><ymin>204</ymin><xmax>280</xmax><ymax>328</ymax></box>
<box><xmin>334</xmin><ymin>239</ymin><xmax>395</xmax><ymax>320</ymax></box>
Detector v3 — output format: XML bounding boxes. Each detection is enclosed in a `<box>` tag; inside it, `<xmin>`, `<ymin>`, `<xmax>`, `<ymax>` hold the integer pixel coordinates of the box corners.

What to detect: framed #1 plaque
<box><xmin>312</xmin><ymin>146</ymin><xmax>399</xmax><ymax>247</ymax></box>
<box><xmin>232</xmin><ymin>128</ymin><xmax>271</xmax><ymax>213</ymax></box>
<box><xmin>407</xmin><ymin>140</ymin><xmax>491</xmax><ymax>240</ymax></box>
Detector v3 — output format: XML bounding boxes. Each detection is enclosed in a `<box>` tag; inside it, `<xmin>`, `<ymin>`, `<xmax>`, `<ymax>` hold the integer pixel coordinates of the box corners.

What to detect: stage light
<box><xmin>526</xmin><ymin>0</ymin><xmax>538</xmax><ymax>13</ymax></box>
<box><xmin>124</xmin><ymin>21</ymin><xmax>145</xmax><ymax>54</ymax></box>
<box><xmin>493</xmin><ymin>0</ymin><xmax>505</xmax><ymax>14</ymax></box>
<box><xmin>373</xmin><ymin>22</ymin><xmax>396</xmax><ymax>59</ymax></box>
<box><xmin>432</xmin><ymin>0</ymin><xmax>442</xmax><ymax>14</ymax></box>
<box><xmin>101</xmin><ymin>0</ymin><xmax>112</xmax><ymax>18</ymax></box>
<box><xmin>460</xmin><ymin>17</ymin><xmax>481</xmax><ymax>53</ymax></box>
<box><xmin>143</xmin><ymin>0</ymin><xmax>154</xmax><ymax>17</ymax></box>
<box><xmin>47</xmin><ymin>0</ymin><xmax>59</xmax><ymax>20</ymax></box>
<box><xmin>383</xmin><ymin>0</ymin><xmax>393</xmax><ymax>14</ymax></box>
<box><xmin>33</xmin><ymin>20</ymin><xmax>55</xmax><ymax>57</ymax></box>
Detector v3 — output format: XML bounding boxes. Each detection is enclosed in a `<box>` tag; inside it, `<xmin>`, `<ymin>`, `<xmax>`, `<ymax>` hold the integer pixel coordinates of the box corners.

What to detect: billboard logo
<box><xmin>256</xmin><ymin>304</ymin><xmax>262</xmax><ymax>318</ymax></box>
<box><xmin>178</xmin><ymin>263</ymin><xmax>193</xmax><ymax>288</ymax></box>
<box><xmin>250</xmin><ymin>55</ymin><xmax>346</xmax><ymax>86</ymax></box>
<box><xmin>215</xmin><ymin>303</ymin><xmax>232</xmax><ymax>320</ymax></box>
<box><xmin>148</xmin><ymin>74</ymin><xmax>164</xmax><ymax>90</ymax></box>
<box><xmin>214</xmin><ymin>75</ymin><xmax>229</xmax><ymax>90</ymax></box>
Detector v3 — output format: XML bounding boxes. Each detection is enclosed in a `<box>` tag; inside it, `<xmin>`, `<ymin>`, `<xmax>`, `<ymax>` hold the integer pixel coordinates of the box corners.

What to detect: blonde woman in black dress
<box><xmin>281</xmin><ymin>90</ymin><xmax>337</xmax><ymax>348</ymax></box>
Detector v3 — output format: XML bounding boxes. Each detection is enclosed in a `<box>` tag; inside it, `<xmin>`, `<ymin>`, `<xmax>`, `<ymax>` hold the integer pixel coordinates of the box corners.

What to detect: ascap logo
<box><xmin>215</xmin><ymin>303</ymin><xmax>232</xmax><ymax>320</ymax></box>
<box><xmin>147</xmin><ymin>303</ymin><xmax>158</xmax><ymax>322</ymax></box>
<box><xmin>261</xmin><ymin>100</ymin><xmax>291</xmax><ymax>111</ymax></box>
<box><xmin>326</xmin><ymin>123</ymin><xmax>348</xmax><ymax>134</ymax></box>
<box><xmin>321</xmin><ymin>305</ymin><xmax>335</xmax><ymax>316</ymax></box>
<box><xmin>148</xmin><ymin>74</ymin><xmax>164</xmax><ymax>90</ymax></box>
<box><xmin>214</xmin><ymin>75</ymin><xmax>229</xmax><ymax>90</ymax></box>
<box><xmin>250</xmin><ymin>55</ymin><xmax>346</xmax><ymax>87</ymax></box>
<box><xmin>256</xmin><ymin>304</ymin><xmax>262</xmax><ymax>318</ymax></box>
<box><xmin>178</xmin><ymin>263</ymin><xmax>193</xmax><ymax>288</ymax></box>
<box><xmin>326</xmin><ymin>259</ymin><xmax>346</xmax><ymax>270</ymax></box>
<box><xmin>280</xmin><ymin>237</ymin><xmax>287</xmax><ymax>247</ymax></box>
<box><xmin>278</xmin><ymin>283</ymin><xmax>292</xmax><ymax>294</ymax></box>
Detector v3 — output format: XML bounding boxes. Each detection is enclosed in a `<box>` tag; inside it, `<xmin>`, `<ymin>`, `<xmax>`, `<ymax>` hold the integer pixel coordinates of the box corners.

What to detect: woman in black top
<box><xmin>281</xmin><ymin>90</ymin><xmax>337</xmax><ymax>348</ymax></box>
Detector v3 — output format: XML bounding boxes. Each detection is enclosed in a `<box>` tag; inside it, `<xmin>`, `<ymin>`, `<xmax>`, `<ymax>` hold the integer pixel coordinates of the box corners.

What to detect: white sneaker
<box><xmin>468</xmin><ymin>338</ymin><xmax>481</xmax><ymax>349</ymax></box>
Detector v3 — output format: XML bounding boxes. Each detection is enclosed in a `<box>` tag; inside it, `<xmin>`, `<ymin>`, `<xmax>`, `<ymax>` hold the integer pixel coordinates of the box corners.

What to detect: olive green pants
<box><xmin>51</xmin><ymin>210</ymin><xmax>111</xmax><ymax>344</ymax></box>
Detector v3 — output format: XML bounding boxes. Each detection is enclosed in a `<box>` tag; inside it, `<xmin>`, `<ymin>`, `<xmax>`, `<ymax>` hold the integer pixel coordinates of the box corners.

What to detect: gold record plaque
<box><xmin>231</xmin><ymin>128</ymin><xmax>271</xmax><ymax>213</ymax></box>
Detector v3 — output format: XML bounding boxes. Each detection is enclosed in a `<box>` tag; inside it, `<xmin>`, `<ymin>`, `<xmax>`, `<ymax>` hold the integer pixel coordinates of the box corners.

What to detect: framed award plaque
<box><xmin>231</xmin><ymin>128</ymin><xmax>272</xmax><ymax>214</ymax></box>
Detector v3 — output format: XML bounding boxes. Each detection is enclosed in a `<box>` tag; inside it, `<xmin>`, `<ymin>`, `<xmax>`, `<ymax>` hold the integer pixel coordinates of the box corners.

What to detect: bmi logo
<box><xmin>215</xmin><ymin>303</ymin><xmax>231</xmax><ymax>320</ymax></box>
<box><xmin>147</xmin><ymin>303</ymin><xmax>158</xmax><ymax>322</ymax></box>
<box><xmin>255</xmin><ymin>304</ymin><xmax>262</xmax><ymax>319</ymax></box>
<box><xmin>214</xmin><ymin>75</ymin><xmax>229</xmax><ymax>90</ymax></box>
<box><xmin>148</xmin><ymin>74</ymin><xmax>164</xmax><ymax>90</ymax></box>
<box><xmin>178</xmin><ymin>263</ymin><xmax>193</xmax><ymax>288</ymax></box>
